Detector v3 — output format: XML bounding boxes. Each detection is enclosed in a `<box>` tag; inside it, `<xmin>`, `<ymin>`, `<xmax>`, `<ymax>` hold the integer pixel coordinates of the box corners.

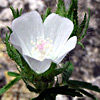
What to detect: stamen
<box><xmin>30</xmin><ymin>37</ymin><xmax>53</xmax><ymax>61</ymax></box>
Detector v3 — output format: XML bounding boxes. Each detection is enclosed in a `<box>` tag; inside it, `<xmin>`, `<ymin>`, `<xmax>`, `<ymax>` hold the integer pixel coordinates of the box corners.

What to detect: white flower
<box><xmin>10</xmin><ymin>11</ymin><xmax>77</xmax><ymax>74</ymax></box>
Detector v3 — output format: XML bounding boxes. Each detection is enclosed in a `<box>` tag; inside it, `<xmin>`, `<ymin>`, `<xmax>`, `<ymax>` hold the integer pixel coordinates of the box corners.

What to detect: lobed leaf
<box><xmin>66</xmin><ymin>0</ymin><xmax>78</xmax><ymax>23</ymax></box>
<box><xmin>66</xmin><ymin>0</ymin><xmax>79</xmax><ymax>37</ymax></box>
<box><xmin>73</xmin><ymin>0</ymin><xmax>78</xmax><ymax>25</ymax></box>
<box><xmin>56</xmin><ymin>0</ymin><xmax>66</xmax><ymax>17</ymax></box>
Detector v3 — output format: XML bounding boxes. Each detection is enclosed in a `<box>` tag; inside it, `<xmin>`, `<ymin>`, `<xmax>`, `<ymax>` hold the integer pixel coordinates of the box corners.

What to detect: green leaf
<box><xmin>8</xmin><ymin>72</ymin><xmax>20</xmax><ymax>77</ymax></box>
<box><xmin>42</xmin><ymin>8</ymin><xmax>51</xmax><ymax>22</ymax></box>
<box><xmin>71</xmin><ymin>20</ymin><xmax>78</xmax><ymax>37</ymax></box>
<box><xmin>43</xmin><ymin>62</ymin><xmax>72</xmax><ymax>80</ymax></box>
<box><xmin>66</xmin><ymin>0</ymin><xmax>79</xmax><ymax>37</ymax></box>
<box><xmin>78</xmin><ymin>89</ymin><xmax>98</xmax><ymax>100</ymax></box>
<box><xmin>42</xmin><ymin>62</ymin><xmax>57</xmax><ymax>76</ymax></box>
<box><xmin>16</xmin><ymin>8</ymin><xmax>20</xmax><ymax>17</ymax></box>
<box><xmin>77</xmin><ymin>13</ymin><xmax>87</xmax><ymax>37</ymax></box>
<box><xmin>7</xmin><ymin>26</ymin><xmax>12</xmax><ymax>34</ymax></box>
<box><xmin>66</xmin><ymin>0</ymin><xmax>74</xmax><ymax>19</ymax></box>
<box><xmin>77</xmin><ymin>41</ymin><xmax>84</xmax><ymax>48</ymax></box>
<box><xmin>62</xmin><ymin>62</ymin><xmax>74</xmax><ymax>82</ymax></box>
<box><xmin>79</xmin><ymin>9</ymin><xmax>90</xmax><ymax>41</ymax></box>
<box><xmin>67</xmin><ymin>80</ymin><xmax>100</xmax><ymax>93</ymax></box>
<box><xmin>26</xmin><ymin>84</ymin><xmax>38</xmax><ymax>93</ymax></box>
<box><xmin>56</xmin><ymin>0</ymin><xmax>66</xmax><ymax>17</ymax></box>
<box><xmin>66</xmin><ymin>0</ymin><xmax>78</xmax><ymax>24</ymax></box>
<box><xmin>73</xmin><ymin>0</ymin><xmax>78</xmax><ymax>25</ymax></box>
<box><xmin>31</xmin><ymin>85</ymin><xmax>83</xmax><ymax>100</ymax></box>
<box><xmin>10</xmin><ymin>6</ymin><xmax>23</xmax><ymax>19</ymax></box>
<box><xmin>6</xmin><ymin>26</ymin><xmax>13</xmax><ymax>39</ymax></box>
<box><xmin>5</xmin><ymin>33</ymin><xmax>23</xmax><ymax>68</ymax></box>
<box><xmin>45</xmin><ymin>85</ymin><xmax>83</xmax><ymax>97</ymax></box>
<box><xmin>34</xmin><ymin>63</ymin><xmax>57</xmax><ymax>82</ymax></box>
<box><xmin>10</xmin><ymin>6</ymin><xmax>16</xmax><ymax>19</ymax></box>
<box><xmin>5</xmin><ymin>33</ymin><xmax>36</xmax><ymax>83</ymax></box>
<box><xmin>19</xmin><ymin>8</ymin><xmax>23</xmax><ymax>16</ymax></box>
<box><xmin>0</xmin><ymin>76</ymin><xmax>21</xmax><ymax>95</ymax></box>
<box><xmin>5</xmin><ymin>33</ymin><xmax>28</xmax><ymax>72</ymax></box>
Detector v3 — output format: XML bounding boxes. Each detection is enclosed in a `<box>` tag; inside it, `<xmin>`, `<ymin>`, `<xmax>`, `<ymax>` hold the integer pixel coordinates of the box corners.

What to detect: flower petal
<box><xmin>44</xmin><ymin>13</ymin><xmax>74</xmax><ymax>59</ymax></box>
<box><xmin>12</xmin><ymin>11</ymin><xmax>44</xmax><ymax>55</ymax></box>
<box><xmin>23</xmin><ymin>55</ymin><xmax>52</xmax><ymax>73</ymax></box>
<box><xmin>54</xmin><ymin>36</ymin><xmax>77</xmax><ymax>63</ymax></box>
<box><xmin>10</xmin><ymin>32</ymin><xmax>51</xmax><ymax>73</ymax></box>
<box><xmin>10</xmin><ymin>32</ymin><xmax>30</xmax><ymax>55</ymax></box>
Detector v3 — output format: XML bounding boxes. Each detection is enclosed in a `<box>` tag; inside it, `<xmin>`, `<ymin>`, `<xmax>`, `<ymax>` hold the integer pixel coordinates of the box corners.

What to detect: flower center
<box><xmin>31</xmin><ymin>37</ymin><xmax>53</xmax><ymax>61</ymax></box>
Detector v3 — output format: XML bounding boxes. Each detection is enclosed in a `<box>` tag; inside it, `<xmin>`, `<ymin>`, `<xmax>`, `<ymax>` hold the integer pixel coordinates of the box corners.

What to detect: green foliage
<box><xmin>62</xmin><ymin>62</ymin><xmax>74</xmax><ymax>83</ymax></box>
<box><xmin>66</xmin><ymin>0</ymin><xmax>73</xmax><ymax>19</ymax></box>
<box><xmin>78</xmin><ymin>89</ymin><xmax>98</xmax><ymax>100</ymax></box>
<box><xmin>41</xmin><ymin>63</ymin><xmax>57</xmax><ymax>77</ymax></box>
<box><xmin>66</xmin><ymin>0</ymin><xmax>78</xmax><ymax>37</ymax></box>
<box><xmin>26</xmin><ymin>84</ymin><xmax>38</xmax><ymax>93</ymax></box>
<box><xmin>77</xmin><ymin>41</ymin><xmax>84</xmax><ymax>48</ymax></box>
<box><xmin>77</xmin><ymin>13</ymin><xmax>87</xmax><ymax>37</ymax></box>
<box><xmin>22</xmin><ymin>79</ymin><xmax>38</xmax><ymax>93</ymax></box>
<box><xmin>31</xmin><ymin>85</ymin><xmax>83</xmax><ymax>100</ymax></box>
<box><xmin>73</xmin><ymin>0</ymin><xmax>78</xmax><ymax>25</ymax></box>
<box><xmin>79</xmin><ymin>9</ymin><xmax>90</xmax><ymax>41</ymax></box>
<box><xmin>33</xmin><ymin>63</ymin><xmax>57</xmax><ymax>83</ymax></box>
<box><xmin>7</xmin><ymin>26</ymin><xmax>12</xmax><ymax>34</ymax></box>
<box><xmin>5</xmin><ymin>32</ymin><xmax>36</xmax><ymax>83</ymax></box>
<box><xmin>42</xmin><ymin>8</ymin><xmax>51</xmax><ymax>22</ymax></box>
<box><xmin>77</xmin><ymin>10</ymin><xmax>90</xmax><ymax>47</ymax></box>
<box><xmin>68</xmin><ymin>80</ymin><xmax>100</xmax><ymax>93</ymax></box>
<box><xmin>67</xmin><ymin>80</ymin><xmax>100</xmax><ymax>99</ymax></box>
<box><xmin>3</xmin><ymin>1</ymin><xmax>93</xmax><ymax>99</ymax></box>
<box><xmin>55</xmin><ymin>0</ymin><xmax>90</xmax><ymax>48</ymax></box>
<box><xmin>8</xmin><ymin>72</ymin><xmax>20</xmax><ymax>77</ymax></box>
<box><xmin>47</xmin><ymin>64</ymin><xmax>70</xmax><ymax>79</ymax></box>
<box><xmin>10</xmin><ymin>6</ymin><xmax>23</xmax><ymax>19</ymax></box>
<box><xmin>5</xmin><ymin>33</ymin><xmax>23</xmax><ymax>68</ymax></box>
<box><xmin>38</xmin><ymin>62</ymin><xmax>73</xmax><ymax>82</ymax></box>
<box><xmin>56</xmin><ymin>0</ymin><xmax>66</xmax><ymax>17</ymax></box>
<box><xmin>66</xmin><ymin>0</ymin><xmax>78</xmax><ymax>23</ymax></box>
<box><xmin>0</xmin><ymin>76</ymin><xmax>21</xmax><ymax>95</ymax></box>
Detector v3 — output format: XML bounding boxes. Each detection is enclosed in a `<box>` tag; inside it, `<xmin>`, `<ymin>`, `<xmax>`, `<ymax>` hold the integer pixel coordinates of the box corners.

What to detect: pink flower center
<box><xmin>37</xmin><ymin>40</ymin><xmax>46</xmax><ymax>50</ymax></box>
<box><xmin>31</xmin><ymin>37</ymin><xmax>53</xmax><ymax>61</ymax></box>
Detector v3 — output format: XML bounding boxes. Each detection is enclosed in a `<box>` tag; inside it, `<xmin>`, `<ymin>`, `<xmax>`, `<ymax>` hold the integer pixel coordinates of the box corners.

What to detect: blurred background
<box><xmin>0</xmin><ymin>0</ymin><xmax>100</xmax><ymax>100</ymax></box>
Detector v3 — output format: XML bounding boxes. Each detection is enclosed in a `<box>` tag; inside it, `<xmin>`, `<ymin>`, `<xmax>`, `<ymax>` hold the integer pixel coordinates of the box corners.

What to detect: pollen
<box><xmin>31</xmin><ymin>37</ymin><xmax>53</xmax><ymax>61</ymax></box>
